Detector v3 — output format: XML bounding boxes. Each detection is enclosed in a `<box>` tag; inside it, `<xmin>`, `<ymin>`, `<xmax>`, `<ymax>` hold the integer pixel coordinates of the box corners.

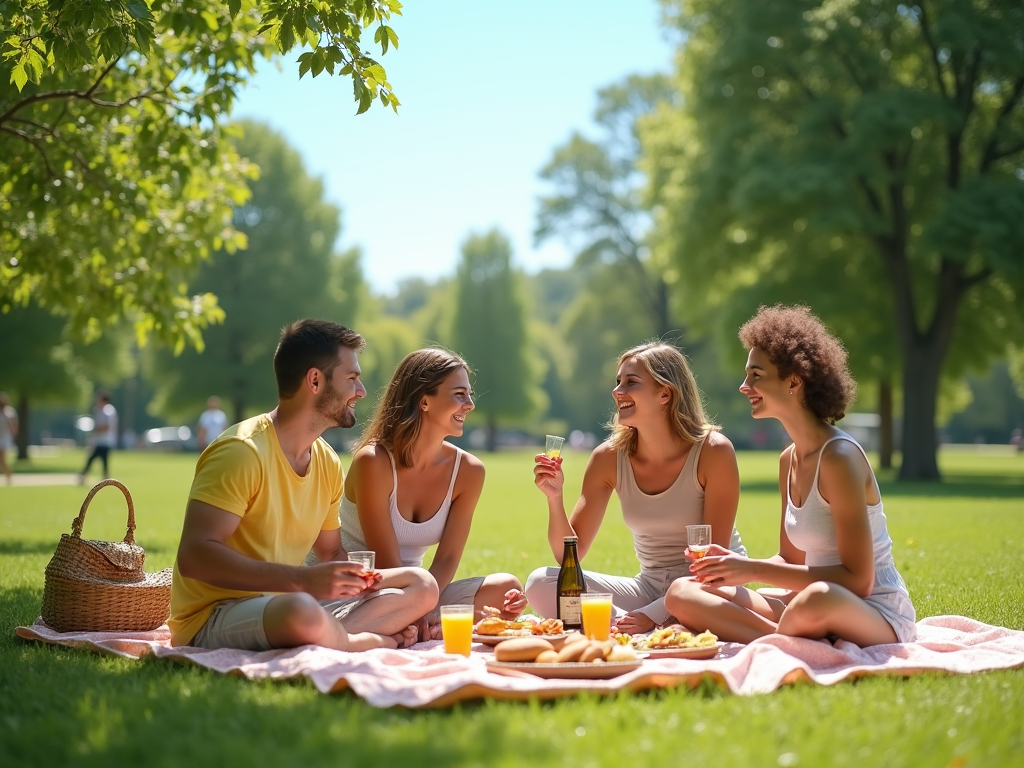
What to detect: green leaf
<box><xmin>10</xmin><ymin>61</ymin><xmax>28</xmax><ymax>91</ymax></box>
<box><xmin>228</xmin><ymin>0</ymin><xmax>242</xmax><ymax>19</ymax></box>
<box><xmin>384</xmin><ymin>26</ymin><xmax>399</xmax><ymax>49</ymax></box>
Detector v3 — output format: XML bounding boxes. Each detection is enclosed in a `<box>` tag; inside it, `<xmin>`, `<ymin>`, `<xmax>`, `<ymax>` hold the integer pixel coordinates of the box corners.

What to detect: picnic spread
<box><xmin>16</xmin><ymin>615</ymin><xmax>1024</xmax><ymax>708</ymax></box>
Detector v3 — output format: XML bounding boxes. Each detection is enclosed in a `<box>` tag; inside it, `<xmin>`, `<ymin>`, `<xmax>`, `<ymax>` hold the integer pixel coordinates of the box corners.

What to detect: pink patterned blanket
<box><xmin>15</xmin><ymin>615</ymin><xmax>1024</xmax><ymax>708</ymax></box>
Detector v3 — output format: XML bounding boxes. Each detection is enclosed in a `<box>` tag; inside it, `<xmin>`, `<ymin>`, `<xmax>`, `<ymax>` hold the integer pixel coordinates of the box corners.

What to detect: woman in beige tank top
<box><xmin>526</xmin><ymin>342</ymin><xmax>745</xmax><ymax>633</ymax></box>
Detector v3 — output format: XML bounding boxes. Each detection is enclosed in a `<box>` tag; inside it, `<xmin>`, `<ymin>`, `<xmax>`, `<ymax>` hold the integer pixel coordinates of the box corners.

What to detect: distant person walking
<box><xmin>197</xmin><ymin>396</ymin><xmax>229</xmax><ymax>451</ymax></box>
<box><xmin>79</xmin><ymin>390</ymin><xmax>118</xmax><ymax>484</ymax></box>
<box><xmin>0</xmin><ymin>392</ymin><xmax>18</xmax><ymax>484</ymax></box>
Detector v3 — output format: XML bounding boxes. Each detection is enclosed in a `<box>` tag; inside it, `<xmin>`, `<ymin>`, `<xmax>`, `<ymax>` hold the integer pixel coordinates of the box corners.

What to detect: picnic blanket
<box><xmin>15</xmin><ymin>615</ymin><xmax>1024</xmax><ymax>708</ymax></box>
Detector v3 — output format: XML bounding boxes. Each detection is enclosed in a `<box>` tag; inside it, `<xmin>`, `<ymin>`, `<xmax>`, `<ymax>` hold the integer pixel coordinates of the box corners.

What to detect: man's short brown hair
<box><xmin>274</xmin><ymin>320</ymin><xmax>365</xmax><ymax>399</ymax></box>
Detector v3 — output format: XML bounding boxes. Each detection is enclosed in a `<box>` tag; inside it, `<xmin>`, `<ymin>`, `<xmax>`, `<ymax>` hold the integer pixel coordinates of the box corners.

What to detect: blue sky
<box><xmin>232</xmin><ymin>1</ymin><xmax>675</xmax><ymax>294</ymax></box>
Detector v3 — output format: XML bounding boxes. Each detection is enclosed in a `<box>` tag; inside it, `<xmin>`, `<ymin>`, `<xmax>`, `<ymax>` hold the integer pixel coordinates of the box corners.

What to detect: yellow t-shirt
<box><xmin>168</xmin><ymin>413</ymin><xmax>343</xmax><ymax>646</ymax></box>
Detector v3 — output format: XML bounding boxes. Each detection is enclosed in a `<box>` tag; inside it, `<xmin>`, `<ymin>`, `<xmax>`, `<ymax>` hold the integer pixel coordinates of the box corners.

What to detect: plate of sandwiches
<box><xmin>471</xmin><ymin>607</ymin><xmax>567</xmax><ymax>646</ymax></box>
<box><xmin>485</xmin><ymin>635</ymin><xmax>643</xmax><ymax>679</ymax></box>
<box><xmin>626</xmin><ymin>626</ymin><xmax>723</xmax><ymax>659</ymax></box>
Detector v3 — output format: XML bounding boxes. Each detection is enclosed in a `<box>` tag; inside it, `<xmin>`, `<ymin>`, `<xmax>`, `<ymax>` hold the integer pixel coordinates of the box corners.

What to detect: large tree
<box><xmin>147</xmin><ymin>120</ymin><xmax>362</xmax><ymax>424</ymax></box>
<box><xmin>536</xmin><ymin>74</ymin><xmax>680</xmax><ymax>338</ymax></box>
<box><xmin>0</xmin><ymin>302</ymin><xmax>133</xmax><ymax>458</ymax></box>
<box><xmin>646</xmin><ymin>0</ymin><xmax>1024</xmax><ymax>479</ymax></box>
<box><xmin>1</xmin><ymin>0</ymin><xmax>401</xmax><ymax>350</ymax></box>
<box><xmin>451</xmin><ymin>229</ymin><xmax>536</xmax><ymax>451</ymax></box>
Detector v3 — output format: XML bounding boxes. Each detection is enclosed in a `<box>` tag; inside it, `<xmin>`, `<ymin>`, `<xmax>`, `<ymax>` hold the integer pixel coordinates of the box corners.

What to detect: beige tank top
<box><xmin>616</xmin><ymin>435</ymin><xmax>745</xmax><ymax>571</ymax></box>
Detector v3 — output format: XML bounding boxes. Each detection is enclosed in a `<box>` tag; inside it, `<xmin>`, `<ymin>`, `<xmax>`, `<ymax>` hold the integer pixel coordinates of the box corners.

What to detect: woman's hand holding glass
<box><xmin>688</xmin><ymin>547</ymin><xmax>756</xmax><ymax>587</ymax></box>
<box><xmin>533</xmin><ymin>454</ymin><xmax>564</xmax><ymax>500</ymax></box>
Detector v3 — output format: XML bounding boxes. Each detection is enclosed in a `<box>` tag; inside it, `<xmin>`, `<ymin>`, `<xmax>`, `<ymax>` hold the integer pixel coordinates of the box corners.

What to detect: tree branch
<box><xmin>981</xmin><ymin>76</ymin><xmax>1024</xmax><ymax>172</ymax></box>
<box><xmin>0</xmin><ymin>55</ymin><xmax>122</xmax><ymax>126</ymax></box>
<box><xmin>914</xmin><ymin>3</ymin><xmax>950</xmax><ymax>100</ymax></box>
<box><xmin>0</xmin><ymin>125</ymin><xmax>57</xmax><ymax>178</ymax></box>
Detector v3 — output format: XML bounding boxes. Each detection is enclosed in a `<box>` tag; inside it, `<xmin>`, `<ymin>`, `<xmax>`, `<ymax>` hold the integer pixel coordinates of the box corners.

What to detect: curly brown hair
<box><xmin>738</xmin><ymin>305</ymin><xmax>857</xmax><ymax>424</ymax></box>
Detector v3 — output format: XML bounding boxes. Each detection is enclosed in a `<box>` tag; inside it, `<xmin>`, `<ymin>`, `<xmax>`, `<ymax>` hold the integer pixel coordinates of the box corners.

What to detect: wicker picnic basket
<box><xmin>40</xmin><ymin>479</ymin><xmax>172</xmax><ymax>632</ymax></box>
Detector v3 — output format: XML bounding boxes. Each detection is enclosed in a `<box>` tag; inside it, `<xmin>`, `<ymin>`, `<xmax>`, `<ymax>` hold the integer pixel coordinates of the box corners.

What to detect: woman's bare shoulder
<box><xmin>703</xmin><ymin>429</ymin><xmax>736</xmax><ymax>454</ymax></box>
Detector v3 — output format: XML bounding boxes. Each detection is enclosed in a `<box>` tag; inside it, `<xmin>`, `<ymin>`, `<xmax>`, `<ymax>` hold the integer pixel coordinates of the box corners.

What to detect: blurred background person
<box><xmin>0</xmin><ymin>392</ymin><xmax>17</xmax><ymax>484</ymax></box>
<box><xmin>79</xmin><ymin>390</ymin><xmax>118</xmax><ymax>484</ymax></box>
<box><xmin>197</xmin><ymin>396</ymin><xmax>229</xmax><ymax>452</ymax></box>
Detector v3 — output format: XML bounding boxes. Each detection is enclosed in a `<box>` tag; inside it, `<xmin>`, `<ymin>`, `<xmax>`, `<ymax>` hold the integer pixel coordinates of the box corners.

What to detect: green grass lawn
<box><xmin>1</xmin><ymin>448</ymin><xmax>1022</xmax><ymax>767</ymax></box>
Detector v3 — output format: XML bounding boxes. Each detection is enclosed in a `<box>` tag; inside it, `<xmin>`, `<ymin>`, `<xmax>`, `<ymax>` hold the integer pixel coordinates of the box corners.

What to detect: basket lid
<box><xmin>81</xmin><ymin>538</ymin><xmax>147</xmax><ymax>572</ymax></box>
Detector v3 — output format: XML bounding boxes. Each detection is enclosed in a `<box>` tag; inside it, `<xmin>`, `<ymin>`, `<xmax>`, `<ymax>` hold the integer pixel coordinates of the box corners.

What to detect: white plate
<box><xmin>635</xmin><ymin>641</ymin><xmax>723</xmax><ymax>660</ymax></box>
<box><xmin>472</xmin><ymin>632</ymin><xmax>568</xmax><ymax>647</ymax></box>
<box><xmin>486</xmin><ymin>659</ymin><xmax>642</xmax><ymax>679</ymax></box>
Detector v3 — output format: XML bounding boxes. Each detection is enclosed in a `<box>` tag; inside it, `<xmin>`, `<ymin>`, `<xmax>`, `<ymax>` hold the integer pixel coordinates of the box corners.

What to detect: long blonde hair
<box><xmin>355</xmin><ymin>348</ymin><xmax>470</xmax><ymax>468</ymax></box>
<box><xmin>606</xmin><ymin>341</ymin><xmax>717</xmax><ymax>455</ymax></box>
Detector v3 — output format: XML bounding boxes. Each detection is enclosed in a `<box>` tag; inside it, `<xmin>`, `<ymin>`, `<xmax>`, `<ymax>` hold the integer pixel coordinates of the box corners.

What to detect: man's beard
<box><xmin>314</xmin><ymin>388</ymin><xmax>355</xmax><ymax>429</ymax></box>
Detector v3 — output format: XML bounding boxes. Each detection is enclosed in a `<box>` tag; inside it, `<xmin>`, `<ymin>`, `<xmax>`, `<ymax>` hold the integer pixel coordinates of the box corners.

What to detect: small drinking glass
<box><xmin>544</xmin><ymin>434</ymin><xmax>565</xmax><ymax>459</ymax></box>
<box><xmin>348</xmin><ymin>550</ymin><xmax>375</xmax><ymax>572</ymax></box>
<box><xmin>440</xmin><ymin>604</ymin><xmax>475</xmax><ymax>656</ymax></box>
<box><xmin>686</xmin><ymin>525</ymin><xmax>712</xmax><ymax>559</ymax></box>
<box><xmin>580</xmin><ymin>592</ymin><xmax>613</xmax><ymax>641</ymax></box>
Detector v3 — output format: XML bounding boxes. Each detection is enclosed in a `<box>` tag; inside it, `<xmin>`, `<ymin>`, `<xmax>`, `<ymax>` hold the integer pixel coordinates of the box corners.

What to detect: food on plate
<box><xmin>473</xmin><ymin>606</ymin><xmax>564</xmax><ymax>637</ymax></box>
<box><xmin>493</xmin><ymin>637</ymin><xmax>555</xmax><ymax>662</ymax></box>
<box><xmin>628</xmin><ymin>625</ymin><xmax>719</xmax><ymax>650</ymax></box>
<box><xmin>492</xmin><ymin>634</ymin><xmax>638</xmax><ymax>664</ymax></box>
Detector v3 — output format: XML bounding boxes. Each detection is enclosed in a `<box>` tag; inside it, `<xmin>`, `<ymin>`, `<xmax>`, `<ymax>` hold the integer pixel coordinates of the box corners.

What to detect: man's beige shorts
<box><xmin>190</xmin><ymin>590</ymin><xmax>396</xmax><ymax>652</ymax></box>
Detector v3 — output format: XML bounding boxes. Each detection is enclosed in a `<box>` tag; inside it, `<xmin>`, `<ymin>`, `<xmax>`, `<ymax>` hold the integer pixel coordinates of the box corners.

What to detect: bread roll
<box><xmin>493</xmin><ymin>637</ymin><xmax>554</xmax><ymax>662</ymax></box>
<box><xmin>534</xmin><ymin>650</ymin><xmax>559</xmax><ymax>663</ymax></box>
<box><xmin>578</xmin><ymin>642</ymin><xmax>606</xmax><ymax>663</ymax></box>
<box><xmin>555</xmin><ymin>639</ymin><xmax>588</xmax><ymax>662</ymax></box>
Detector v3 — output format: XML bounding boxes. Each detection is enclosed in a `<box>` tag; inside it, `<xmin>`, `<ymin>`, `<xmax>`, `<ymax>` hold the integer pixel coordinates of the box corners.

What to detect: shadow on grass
<box><xmin>741</xmin><ymin>475</ymin><xmax>1024</xmax><ymax>499</ymax></box>
<box><xmin>0</xmin><ymin>540</ymin><xmax>59</xmax><ymax>556</ymax></box>
<box><xmin>0</xmin><ymin>539</ymin><xmax>174</xmax><ymax>557</ymax></box>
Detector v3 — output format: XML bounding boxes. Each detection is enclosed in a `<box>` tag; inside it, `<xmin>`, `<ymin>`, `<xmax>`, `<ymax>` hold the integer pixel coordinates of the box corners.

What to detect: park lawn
<box><xmin>0</xmin><ymin>448</ymin><xmax>1022</xmax><ymax>767</ymax></box>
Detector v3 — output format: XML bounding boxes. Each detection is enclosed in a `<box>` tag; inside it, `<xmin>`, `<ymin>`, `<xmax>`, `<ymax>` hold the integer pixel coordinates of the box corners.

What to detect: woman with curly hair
<box><xmin>665</xmin><ymin>305</ymin><xmax>915</xmax><ymax>646</ymax></box>
<box><xmin>340</xmin><ymin>349</ymin><xmax>526</xmax><ymax>641</ymax></box>
<box><xmin>526</xmin><ymin>341</ymin><xmax>746</xmax><ymax>634</ymax></box>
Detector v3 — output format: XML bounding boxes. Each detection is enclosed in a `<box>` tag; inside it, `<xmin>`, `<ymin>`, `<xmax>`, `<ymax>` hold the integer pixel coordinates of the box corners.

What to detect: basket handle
<box><xmin>71</xmin><ymin>479</ymin><xmax>137</xmax><ymax>545</ymax></box>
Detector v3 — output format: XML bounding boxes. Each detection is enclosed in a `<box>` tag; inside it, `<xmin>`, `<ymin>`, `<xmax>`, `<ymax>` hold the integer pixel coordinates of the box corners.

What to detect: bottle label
<box><xmin>559</xmin><ymin>595</ymin><xmax>582</xmax><ymax>625</ymax></box>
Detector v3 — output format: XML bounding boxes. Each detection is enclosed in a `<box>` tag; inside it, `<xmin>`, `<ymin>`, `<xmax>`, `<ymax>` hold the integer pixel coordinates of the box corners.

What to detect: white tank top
<box><xmin>339</xmin><ymin>445</ymin><xmax>463</xmax><ymax>568</ymax></box>
<box><xmin>784</xmin><ymin>434</ymin><xmax>910</xmax><ymax>597</ymax></box>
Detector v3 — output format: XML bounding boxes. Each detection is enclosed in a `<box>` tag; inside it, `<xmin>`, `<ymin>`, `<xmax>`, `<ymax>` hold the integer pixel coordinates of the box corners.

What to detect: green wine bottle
<box><xmin>556</xmin><ymin>535</ymin><xmax>587</xmax><ymax>630</ymax></box>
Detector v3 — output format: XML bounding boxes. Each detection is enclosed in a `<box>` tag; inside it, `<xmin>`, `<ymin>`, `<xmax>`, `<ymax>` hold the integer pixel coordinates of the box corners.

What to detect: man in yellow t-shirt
<box><xmin>169</xmin><ymin>319</ymin><xmax>438</xmax><ymax>651</ymax></box>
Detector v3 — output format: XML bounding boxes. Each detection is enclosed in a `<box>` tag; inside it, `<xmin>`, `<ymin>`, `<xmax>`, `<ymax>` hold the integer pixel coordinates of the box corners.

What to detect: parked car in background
<box><xmin>142</xmin><ymin>426</ymin><xmax>197</xmax><ymax>452</ymax></box>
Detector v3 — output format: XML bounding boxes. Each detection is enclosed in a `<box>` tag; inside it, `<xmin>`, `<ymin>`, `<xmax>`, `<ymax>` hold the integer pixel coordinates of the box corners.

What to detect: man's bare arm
<box><xmin>176</xmin><ymin>499</ymin><xmax>365</xmax><ymax>598</ymax></box>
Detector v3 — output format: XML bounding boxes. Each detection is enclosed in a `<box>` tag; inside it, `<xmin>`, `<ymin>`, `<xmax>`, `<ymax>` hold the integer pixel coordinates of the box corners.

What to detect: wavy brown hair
<box><xmin>738</xmin><ymin>305</ymin><xmax>857</xmax><ymax>424</ymax></box>
<box><xmin>355</xmin><ymin>348</ymin><xmax>470</xmax><ymax>468</ymax></box>
<box><xmin>607</xmin><ymin>341</ymin><xmax>718</xmax><ymax>455</ymax></box>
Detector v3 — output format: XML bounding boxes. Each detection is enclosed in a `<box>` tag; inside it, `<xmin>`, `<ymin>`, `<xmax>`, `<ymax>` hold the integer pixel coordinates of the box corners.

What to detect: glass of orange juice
<box><xmin>440</xmin><ymin>604</ymin><xmax>474</xmax><ymax>656</ymax></box>
<box><xmin>580</xmin><ymin>592</ymin><xmax>613</xmax><ymax>641</ymax></box>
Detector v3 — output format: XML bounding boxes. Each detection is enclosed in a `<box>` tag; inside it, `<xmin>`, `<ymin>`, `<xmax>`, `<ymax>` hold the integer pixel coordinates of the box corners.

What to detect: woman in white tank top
<box><xmin>526</xmin><ymin>342</ymin><xmax>745</xmax><ymax>634</ymax></box>
<box><xmin>340</xmin><ymin>349</ymin><xmax>525</xmax><ymax>640</ymax></box>
<box><xmin>666</xmin><ymin>306</ymin><xmax>916</xmax><ymax>646</ymax></box>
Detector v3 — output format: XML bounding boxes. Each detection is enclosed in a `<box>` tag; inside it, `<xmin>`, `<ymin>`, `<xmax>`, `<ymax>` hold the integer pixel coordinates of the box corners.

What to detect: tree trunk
<box><xmin>15</xmin><ymin>392</ymin><xmax>29</xmax><ymax>461</ymax></box>
<box><xmin>899</xmin><ymin>341</ymin><xmax>943</xmax><ymax>479</ymax></box>
<box><xmin>233</xmin><ymin>398</ymin><xmax>245</xmax><ymax>426</ymax></box>
<box><xmin>878</xmin><ymin>377</ymin><xmax>893</xmax><ymax>470</ymax></box>
<box><xmin>654</xmin><ymin>278</ymin><xmax>672</xmax><ymax>338</ymax></box>
<box><xmin>486</xmin><ymin>412</ymin><xmax>498</xmax><ymax>453</ymax></box>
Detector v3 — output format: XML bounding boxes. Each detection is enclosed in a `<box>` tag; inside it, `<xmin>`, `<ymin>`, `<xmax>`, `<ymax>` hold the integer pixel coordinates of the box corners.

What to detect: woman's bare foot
<box><xmin>388</xmin><ymin>624</ymin><xmax>419</xmax><ymax>649</ymax></box>
<box><xmin>345</xmin><ymin>631</ymin><xmax>394</xmax><ymax>651</ymax></box>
